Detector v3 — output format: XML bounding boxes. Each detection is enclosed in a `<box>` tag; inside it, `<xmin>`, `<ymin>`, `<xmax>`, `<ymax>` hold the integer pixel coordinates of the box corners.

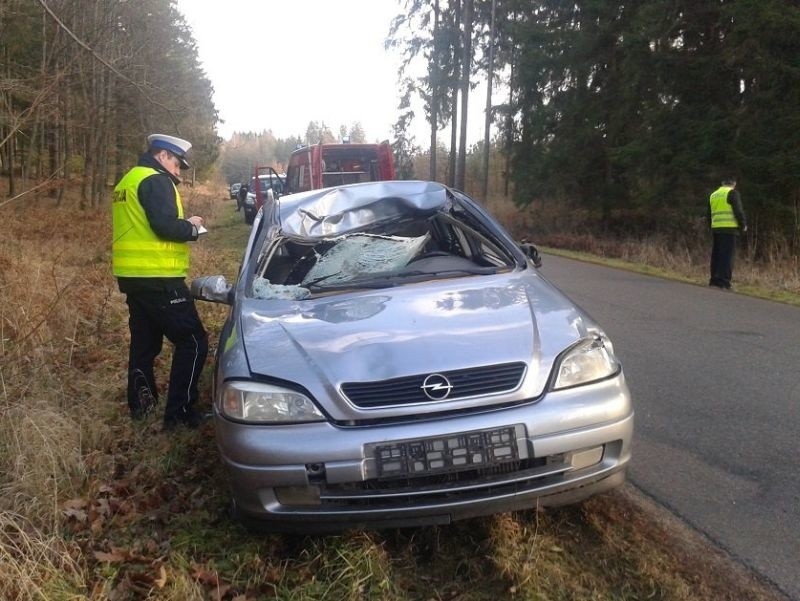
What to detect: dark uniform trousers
<box><xmin>125</xmin><ymin>285</ymin><xmax>208</xmax><ymax>420</ymax></box>
<box><xmin>709</xmin><ymin>232</ymin><xmax>737</xmax><ymax>289</ymax></box>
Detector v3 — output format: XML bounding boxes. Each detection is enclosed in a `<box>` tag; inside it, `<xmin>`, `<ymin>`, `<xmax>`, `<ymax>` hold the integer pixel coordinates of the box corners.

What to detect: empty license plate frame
<box><xmin>370</xmin><ymin>425</ymin><xmax>526</xmax><ymax>479</ymax></box>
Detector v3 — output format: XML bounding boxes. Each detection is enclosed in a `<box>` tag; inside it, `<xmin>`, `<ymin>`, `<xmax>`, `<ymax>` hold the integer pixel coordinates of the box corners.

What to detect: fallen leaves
<box><xmin>92</xmin><ymin>546</ymin><xmax>153</xmax><ymax>564</ymax></box>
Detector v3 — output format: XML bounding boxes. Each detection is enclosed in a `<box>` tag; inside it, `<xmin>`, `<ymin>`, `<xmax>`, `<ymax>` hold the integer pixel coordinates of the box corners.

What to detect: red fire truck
<box><xmin>284</xmin><ymin>140</ymin><xmax>395</xmax><ymax>195</ymax></box>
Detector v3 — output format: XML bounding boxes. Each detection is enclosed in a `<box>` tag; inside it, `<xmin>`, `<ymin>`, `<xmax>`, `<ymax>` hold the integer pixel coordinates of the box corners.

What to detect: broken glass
<box><xmin>252</xmin><ymin>277</ymin><xmax>311</xmax><ymax>300</ymax></box>
<box><xmin>301</xmin><ymin>233</ymin><xmax>429</xmax><ymax>287</ymax></box>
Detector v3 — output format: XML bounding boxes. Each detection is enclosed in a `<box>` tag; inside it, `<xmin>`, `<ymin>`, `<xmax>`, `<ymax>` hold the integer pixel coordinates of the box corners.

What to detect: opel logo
<box><xmin>421</xmin><ymin>373</ymin><xmax>453</xmax><ymax>401</ymax></box>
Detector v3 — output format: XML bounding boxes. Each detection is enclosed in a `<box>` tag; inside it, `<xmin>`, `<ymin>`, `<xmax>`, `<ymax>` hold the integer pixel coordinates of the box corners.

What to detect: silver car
<box><xmin>192</xmin><ymin>180</ymin><xmax>633</xmax><ymax>532</ymax></box>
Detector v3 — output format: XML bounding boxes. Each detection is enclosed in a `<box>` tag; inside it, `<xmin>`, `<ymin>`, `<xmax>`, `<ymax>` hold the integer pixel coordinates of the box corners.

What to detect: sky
<box><xmin>175</xmin><ymin>0</ymin><xmax>491</xmax><ymax>146</ymax></box>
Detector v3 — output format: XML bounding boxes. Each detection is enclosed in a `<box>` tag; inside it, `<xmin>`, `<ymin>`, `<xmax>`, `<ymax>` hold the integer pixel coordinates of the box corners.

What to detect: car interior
<box><xmin>249</xmin><ymin>211</ymin><xmax>517</xmax><ymax>298</ymax></box>
<box><xmin>321</xmin><ymin>149</ymin><xmax>381</xmax><ymax>187</ymax></box>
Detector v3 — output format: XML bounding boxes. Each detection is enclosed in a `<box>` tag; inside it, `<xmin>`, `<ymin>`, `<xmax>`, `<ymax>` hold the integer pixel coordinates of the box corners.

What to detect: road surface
<box><xmin>540</xmin><ymin>254</ymin><xmax>800</xmax><ymax>600</ymax></box>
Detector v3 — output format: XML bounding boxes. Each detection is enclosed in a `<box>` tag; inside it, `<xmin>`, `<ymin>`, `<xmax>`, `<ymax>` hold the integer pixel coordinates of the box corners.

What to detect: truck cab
<box><xmin>284</xmin><ymin>141</ymin><xmax>395</xmax><ymax>194</ymax></box>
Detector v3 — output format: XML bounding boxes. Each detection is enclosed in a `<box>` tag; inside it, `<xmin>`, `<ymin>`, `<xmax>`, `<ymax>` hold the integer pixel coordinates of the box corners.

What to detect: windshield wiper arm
<box><xmin>307</xmin><ymin>267</ymin><xmax>497</xmax><ymax>291</ymax></box>
<box><xmin>308</xmin><ymin>279</ymin><xmax>399</xmax><ymax>292</ymax></box>
<box><xmin>303</xmin><ymin>273</ymin><xmax>340</xmax><ymax>288</ymax></box>
<box><xmin>398</xmin><ymin>267</ymin><xmax>497</xmax><ymax>277</ymax></box>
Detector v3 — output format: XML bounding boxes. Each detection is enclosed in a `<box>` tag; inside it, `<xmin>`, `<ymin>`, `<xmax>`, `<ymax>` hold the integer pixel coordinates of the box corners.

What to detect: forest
<box><xmin>2</xmin><ymin>0</ymin><xmax>799</xmax><ymax>254</ymax></box>
<box><xmin>0</xmin><ymin>0</ymin><xmax>219</xmax><ymax>208</ymax></box>
<box><xmin>389</xmin><ymin>0</ymin><xmax>800</xmax><ymax>256</ymax></box>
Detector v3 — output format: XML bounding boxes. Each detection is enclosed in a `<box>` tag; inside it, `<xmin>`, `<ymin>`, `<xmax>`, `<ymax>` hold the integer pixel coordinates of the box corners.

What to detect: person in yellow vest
<box><xmin>112</xmin><ymin>134</ymin><xmax>208</xmax><ymax>430</ymax></box>
<box><xmin>708</xmin><ymin>176</ymin><xmax>747</xmax><ymax>290</ymax></box>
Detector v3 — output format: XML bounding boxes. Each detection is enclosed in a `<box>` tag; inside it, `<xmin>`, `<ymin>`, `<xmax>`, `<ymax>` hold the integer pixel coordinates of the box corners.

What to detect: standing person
<box><xmin>708</xmin><ymin>176</ymin><xmax>747</xmax><ymax>290</ymax></box>
<box><xmin>112</xmin><ymin>134</ymin><xmax>209</xmax><ymax>430</ymax></box>
<box><xmin>236</xmin><ymin>181</ymin><xmax>249</xmax><ymax>212</ymax></box>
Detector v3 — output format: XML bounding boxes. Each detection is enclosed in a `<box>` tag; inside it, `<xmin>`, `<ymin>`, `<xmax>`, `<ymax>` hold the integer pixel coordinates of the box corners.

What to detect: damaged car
<box><xmin>192</xmin><ymin>180</ymin><xmax>633</xmax><ymax>532</ymax></box>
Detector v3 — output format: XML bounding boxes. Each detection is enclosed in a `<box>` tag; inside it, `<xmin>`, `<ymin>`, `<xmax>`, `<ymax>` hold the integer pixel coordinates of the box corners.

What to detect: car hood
<box><xmin>237</xmin><ymin>272</ymin><xmax>597</xmax><ymax>417</ymax></box>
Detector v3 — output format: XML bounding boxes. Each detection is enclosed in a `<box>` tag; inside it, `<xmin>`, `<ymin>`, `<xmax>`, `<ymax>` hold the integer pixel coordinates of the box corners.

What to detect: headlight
<box><xmin>552</xmin><ymin>336</ymin><xmax>619</xmax><ymax>390</ymax></box>
<box><xmin>219</xmin><ymin>381</ymin><xmax>325</xmax><ymax>423</ymax></box>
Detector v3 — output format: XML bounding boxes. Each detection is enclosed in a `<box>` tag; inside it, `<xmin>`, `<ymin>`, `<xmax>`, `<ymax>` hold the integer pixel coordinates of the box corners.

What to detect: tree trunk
<box><xmin>447</xmin><ymin>0</ymin><xmax>461</xmax><ymax>188</ymax></box>
<box><xmin>57</xmin><ymin>75</ymin><xmax>70</xmax><ymax>206</ymax></box>
<box><xmin>7</xmin><ymin>134</ymin><xmax>16</xmax><ymax>198</ymax></box>
<box><xmin>504</xmin><ymin>53</ymin><xmax>513</xmax><ymax>199</ymax></box>
<box><xmin>455</xmin><ymin>0</ymin><xmax>472</xmax><ymax>191</ymax></box>
<box><xmin>94</xmin><ymin>69</ymin><xmax>114</xmax><ymax>207</ymax></box>
<box><xmin>481</xmin><ymin>0</ymin><xmax>496</xmax><ymax>199</ymax></box>
<box><xmin>429</xmin><ymin>0</ymin><xmax>440</xmax><ymax>181</ymax></box>
<box><xmin>49</xmin><ymin>122</ymin><xmax>57</xmax><ymax>198</ymax></box>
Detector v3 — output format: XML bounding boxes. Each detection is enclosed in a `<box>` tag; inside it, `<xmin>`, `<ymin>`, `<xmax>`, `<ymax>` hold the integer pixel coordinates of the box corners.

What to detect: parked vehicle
<box><xmin>229</xmin><ymin>182</ymin><xmax>242</xmax><ymax>199</ymax></box>
<box><xmin>191</xmin><ymin>180</ymin><xmax>633</xmax><ymax>532</ymax></box>
<box><xmin>243</xmin><ymin>169</ymin><xmax>285</xmax><ymax>225</ymax></box>
<box><xmin>284</xmin><ymin>141</ymin><xmax>395</xmax><ymax>194</ymax></box>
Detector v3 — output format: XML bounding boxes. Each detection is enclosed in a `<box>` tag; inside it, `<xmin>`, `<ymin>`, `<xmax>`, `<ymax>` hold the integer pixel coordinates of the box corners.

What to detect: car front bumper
<box><xmin>216</xmin><ymin>374</ymin><xmax>633</xmax><ymax>531</ymax></box>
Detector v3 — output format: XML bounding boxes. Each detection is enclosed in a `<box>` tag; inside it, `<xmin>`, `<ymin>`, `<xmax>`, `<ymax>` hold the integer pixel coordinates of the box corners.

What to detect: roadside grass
<box><xmin>0</xmin><ymin>184</ymin><xmax>788</xmax><ymax>600</ymax></box>
<box><xmin>485</xmin><ymin>195</ymin><xmax>800</xmax><ymax>307</ymax></box>
<box><xmin>538</xmin><ymin>246</ymin><xmax>800</xmax><ymax>307</ymax></box>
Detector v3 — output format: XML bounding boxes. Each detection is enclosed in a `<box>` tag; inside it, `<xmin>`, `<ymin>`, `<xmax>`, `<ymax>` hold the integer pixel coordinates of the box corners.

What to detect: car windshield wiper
<box><xmin>307</xmin><ymin>278</ymin><xmax>399</xmax><ymax>292</ymax></box>
<box><xmin>307</xmin><ymin>267</ymin><xmax>497</xmax><ymax>292</ymax></box>
<box><xmin>303</xmin><ymin>272</ymin><xmax>340</xmax><ymax>288</ymax></box>
<box><xmin>398</xmin><ymin>266</ymin><xmax>497</xmax><ymax>277</ymax></box>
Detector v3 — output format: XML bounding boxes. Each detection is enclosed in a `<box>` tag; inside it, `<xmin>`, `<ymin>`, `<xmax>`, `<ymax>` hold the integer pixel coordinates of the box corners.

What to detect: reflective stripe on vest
<box><xmin>112</xmin><ymin>166</ymin><xmax>189</xmax><ymax>277</ymax></box>
<box><xmin>709</xmin><ymin>186</ymin><xmax>738</xmax><ymax>229</ymax></box>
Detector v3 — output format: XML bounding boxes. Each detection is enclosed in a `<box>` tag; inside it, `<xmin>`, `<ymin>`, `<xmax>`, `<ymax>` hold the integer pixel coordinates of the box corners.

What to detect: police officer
<box><xmin>236</xmin><ymin>182</ymin><xmax>249</xmax><ymax>212</ymax></box>
<box><xmin>112</xmin><ymin>134</ymin><xmax>209</xmax><ymax>430</ymax></box>
<box><xmin>708</xmin><ymin>176</ymin><xmax>747</xmax><ymax>290</ymax></box>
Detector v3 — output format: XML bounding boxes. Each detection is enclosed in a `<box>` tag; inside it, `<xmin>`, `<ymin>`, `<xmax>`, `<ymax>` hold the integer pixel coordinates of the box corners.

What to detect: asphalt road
<box><xmin>540</xmin><ymin>254</ymin><xmax>800</xmax><ymax>600</ymax></box>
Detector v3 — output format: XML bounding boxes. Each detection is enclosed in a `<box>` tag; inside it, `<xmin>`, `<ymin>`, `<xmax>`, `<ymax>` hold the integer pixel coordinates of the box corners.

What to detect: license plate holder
<box><xmin>371</xmin><ymin>425</ymin><xmax>524</xmax><ymax>479</ymax></box>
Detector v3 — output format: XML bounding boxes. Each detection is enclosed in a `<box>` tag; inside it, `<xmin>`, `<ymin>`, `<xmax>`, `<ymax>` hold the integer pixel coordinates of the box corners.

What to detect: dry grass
<box><xmin>0</xmin><ymin>511</ymin><xmax>88</xmax><ymax>600</ymax></box>
<box><xmin>0</xmin><ymin>181</ymin><xmax>790</xmax><ymax>600</ymax></box>
<box><xmin>484</xmin><ymin>194</ymin><xmax>800</xmax><ymax>305</ymax></box>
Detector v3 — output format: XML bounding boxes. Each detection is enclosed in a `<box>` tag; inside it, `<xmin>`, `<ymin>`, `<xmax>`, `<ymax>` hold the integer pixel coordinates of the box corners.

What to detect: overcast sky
<box><xmin>175</xmin><ymin>0</ymin><xmax>491</xmax><ymax>146</ymax></box>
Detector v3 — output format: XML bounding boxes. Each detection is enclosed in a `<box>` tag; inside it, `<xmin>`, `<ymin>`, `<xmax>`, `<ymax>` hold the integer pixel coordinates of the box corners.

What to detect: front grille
<box><xmin>341</xmin><ymin>362</ymin><xmax>526</xmax><ymax>408</ymax></box>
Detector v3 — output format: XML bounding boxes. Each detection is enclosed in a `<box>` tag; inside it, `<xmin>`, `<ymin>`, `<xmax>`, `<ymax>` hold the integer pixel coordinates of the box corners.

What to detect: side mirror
<box><xmin>519</xmin><ymin>242</ymin><xmax>542</xmax><ymax>268</ymax></box>
<box><xmin>191</xmin><ymin>275</ymin><xmax>233</xmax><ymax>304</ymax></box>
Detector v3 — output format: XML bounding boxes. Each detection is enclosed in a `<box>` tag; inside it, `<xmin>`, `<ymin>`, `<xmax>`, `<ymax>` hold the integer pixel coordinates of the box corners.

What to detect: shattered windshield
<box><xmin>252</xmin><ymin>233</ymin><xmax>429</xmax><ymax>299</ymax></box>
<box><xmin>302</xmin><ymin>233</ymin><xmax>429</xmax><ymax>287</ymax></box>
<box><xmin>249</xmin><ymin>182</ymin><xmax>517</xmax><ymax>300</ymax></box>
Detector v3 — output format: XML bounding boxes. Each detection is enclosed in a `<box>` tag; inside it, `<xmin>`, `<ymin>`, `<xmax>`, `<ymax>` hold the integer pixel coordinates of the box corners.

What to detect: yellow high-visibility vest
<box><xmin>112</xmin><ymin>166</ymin><xmax>189</xmax><ymax>277</ymax></box>
<box><xmin>709</xmin><ymin>186</ymin><xmax>739</xmax><ymax>229</ymax></box>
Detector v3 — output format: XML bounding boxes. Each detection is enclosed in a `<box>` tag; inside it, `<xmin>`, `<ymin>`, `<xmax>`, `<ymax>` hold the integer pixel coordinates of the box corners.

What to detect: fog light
<box><xmin>568</xmin><ymin>446</ymin><xmax>604</xmax><ymax>470</ymax></box>
<box><xmin>274</xmin><ymin>485</ymin><xmax>321</xmax><ymax>506</ymax></box>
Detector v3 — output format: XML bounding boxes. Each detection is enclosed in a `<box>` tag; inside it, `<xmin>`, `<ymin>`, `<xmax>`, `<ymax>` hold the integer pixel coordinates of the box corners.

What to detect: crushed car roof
<box><xmin>276</xmin><ymin>180</ymin><xmax>451</xmax><ymax>240</ymax></box>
